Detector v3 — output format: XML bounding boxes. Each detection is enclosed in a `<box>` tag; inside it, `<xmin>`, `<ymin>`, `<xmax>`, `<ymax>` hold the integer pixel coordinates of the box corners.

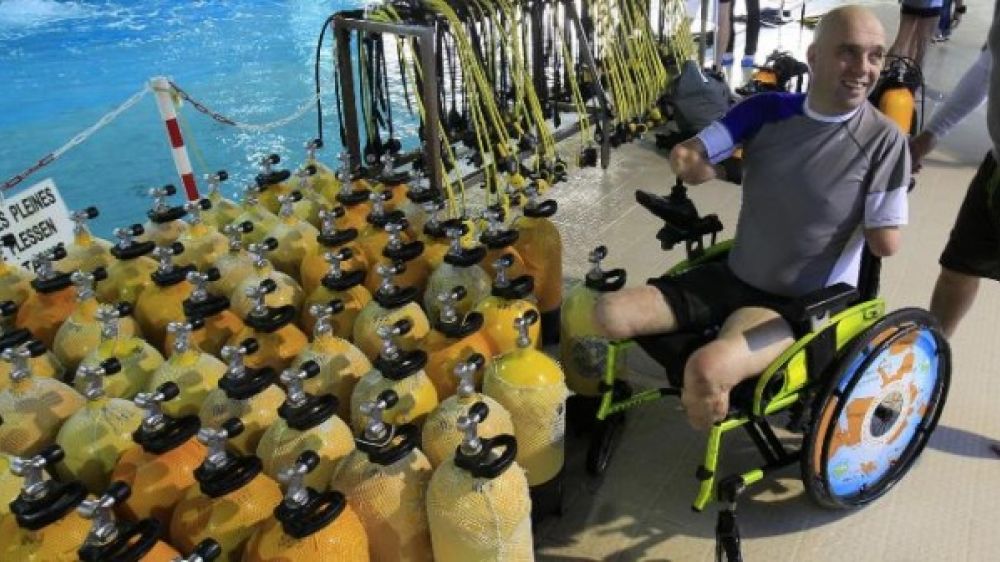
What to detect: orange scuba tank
<box><xmin>265</xmin><ymin>191</ymin><xmax>319</xmax><ymax>282</ymax></box>
<box><xmin>200</xmin><ymin>170</ymin><xmax>242</xmax><ymax>230</ymax></box>
<box><xmin>424</xmin><ymin>226</ymin><xmax>491</xmax><ymax>321</ymax></box>
<box><xmin>331</xmin><ymin>152</ymin><xmax>375</xmax><ymax>232</ymax></box>
<box><xmin>253</xmin><ymin>154</ymin><xmax>294</xmax><ymax>215</ymax></box>
<box><xmin>229</xmin><ymin>238</ymin><xmax>304</xmax><ymax>319</ymax></box>
<box><xmin>177</xmin><ymin>199</ymin><xmax>229</xmax><ymax>271</ymax></box>
<box><xmin>368</xmin><ymin>219</ymin><xmax>431</xmax><ymax>301</ymax></box>
<box><xmin>300</xmin><ymin>248</ymin><xmax>372</xmax><ymax>338</ymax></box>
<box><xmin>62</xmin><ymin>206</ymin><xmax>113</xmax><ymax>273</ymax></box>
<box><xmin>299</xmin><ymin>206</ymin><xmax>369</xmax><ymax>296</ymax></box>
<box><xmin>111</xmin><ymin>382</ymin><xmax>205</xmax><ymax>526</ymax></box>
<box><xmin>416</xmin><ymin>200</ymin><xmax>452</xmax><ymax>270</ymax></box>
<box><xmin>478</xmin><ymin>206</ymin><xmax>529</xmax><ymax>281</ymax></box>
<box><xmin>475</xmin><ymin>254</ymin><xmax>541</xmax><ymax>355</ymax></box>
<box><xmin>422</xmin><ymin>356</ymin><xmax>515</xmax><ymax>468</ymax></box>
<box><xmin>56</xmin><ymin>359</ymin><xmax>142</xmax><ymax>494</ymax></box>
<box><xmin>0</xmin><ymin>343</ymin><xmax>85</xmax><ymax>456</ymax></box>
<box><xmin>0</xmin><ymin>238</ymin><xmax>34</xmax><ymax>309</ymax></box>
<box><xmin>0</xmin><ymin>415</ymin><xmax>20</xmax><ymax>518</ymax></box>
<box><xmin>99</xmin><ymin>224</ymin><xmax>160</xmax><ymax>305</ymax></box>
<box><xmin>134</xmin><ymin>243</ymin><xmax>194</xmax><ymax>353</ymax></box>
<box><xmin>350</xmin><ymin>320</ymin><xmax>439</xmax><ymax>432</ymax></box>
<box><xmin>169</xmin><ymin>268</ymin><xmax>246</xmax><ymax>357</ymax></box>
<box><xmin>292</xmin><ymin>300</ymin><xmax>372</xmax><ymax>420</ymax></box>
<box><xmin>330</xmin><ymin>390</ymin><xmax>434</xmax><ymax>562</ymax></box>
<box><xmin>169</xmin><ymin>418</ymin><xmax>283</xmax><ymax>562</ymax></box>
<box><xmin>141</xmin><ymin>185</ymin><xmax>189</xmax><ymax>247</ymax></box>
<box><xmin>228</xmin><ymin>280</ymin><xmax>308</xmax><ymax>372</ymax></box>
<box><xmin>15</xmin><ymin>245</ymin><xmax>77</xmax><ymax>349</ymax></box>
<box><xmin>53</xmin><ymin>269</ymin><xmax>139</xmax><ymax>372</ymax></box>
<box><xmin>374</xmin><ymin>153</ymin><xmax>410</xmax><ymax>213</ymax></box>
<box><xmin>513</xmin><ymin>184</ymin><xmax>563</xmax><ymax>344</ymax></box>
<box><xmin>422</xmin><ymin>287</ymin><xmax>494</xmax><ymax>399</ymax></box>
<box><xmin>243</xmin><ymin>451</ymin><xmax>370</xmax><ymax>562</ymax></box>
<box><xmin>199</xmin><ymin>339</ymin><xmax>284</xmax><ymax>456</ymax></box>
<box><xmin>256</xmin><ymin>362</ymin><xmax>355</xmax><ymax>490</ymax></box>
<box><xmin>880</xmin><ymin>84</ymin><xmax>916</xmax><ymax>134</ymax></box>
<box><xmin>0</xmin><ymin>445</ymin><xmax>91</xmax><ymax>562</ymax></box>
<box><xmin>353</xmin><ymin>262</ymin><xmax>431</xmax><ymax>360</ymax></box>
<box><xmin>356</xmin><ymin>191</ymin><xmax>400</xmax><ymax>268</ymax></box>
<box><xmin>1</xmin><ymin>304</ymin><xmax>65</xmax><ymax>391</ymax></box>
<box><xmin>231</xmin><ymin>184</ymin><xmax>281</xmax><ymax>246</ymax></box>
<box><xmin>213</xmin><ymin>221</ymin><xmax>257</xmax><ymax>298</ymax></box>
<box><xmin>78</xmin><ymin>303</ymin><xmax>163</xmax><ymax>399</ymax></box>
<box><xmin>146</xmin><ymin>320</ymin><xmax>227</xmax><ymax>418</ymax></box>
<box><xmin>75</xmin><ymin>481</ymin><xmax>180</xmax><ymax>561</ymax></box>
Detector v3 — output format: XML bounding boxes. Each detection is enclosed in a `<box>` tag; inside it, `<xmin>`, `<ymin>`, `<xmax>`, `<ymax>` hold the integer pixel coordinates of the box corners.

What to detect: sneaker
<box><xmin>741</xmin><ymin>55</ymin><xmax>755</xmax><ymax>68</ymax></box>
<box><xmin>721</xmin><ymin>53</ymin><xmax>734</xmax><ymax>67</ymax></box>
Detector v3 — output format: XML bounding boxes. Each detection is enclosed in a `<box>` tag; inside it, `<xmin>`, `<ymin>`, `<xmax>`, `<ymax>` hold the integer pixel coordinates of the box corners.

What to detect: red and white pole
<box><xmin>150</xmin><ymin>76</ymin><xmax>199</xmax><ymax>200</ymax></box>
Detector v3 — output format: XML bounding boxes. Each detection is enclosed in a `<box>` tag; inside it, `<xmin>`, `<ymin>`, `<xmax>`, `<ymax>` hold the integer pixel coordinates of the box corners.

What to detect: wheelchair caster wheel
<box><xmin>586</xmin><ymin>412</ymin><xmax>627</xmax><ymax>477</ymax></box>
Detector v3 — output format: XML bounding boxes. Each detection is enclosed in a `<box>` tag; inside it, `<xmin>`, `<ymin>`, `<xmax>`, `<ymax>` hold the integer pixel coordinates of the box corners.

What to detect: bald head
<box><xmin>807</xmin><ymin>4</ymin><xmax>887</xmax><ymax>115</ymax></box>
<box><xmin>813</xmin><ymin>5</ymin><xmax>886</xmax><ymax>48</ymax></box>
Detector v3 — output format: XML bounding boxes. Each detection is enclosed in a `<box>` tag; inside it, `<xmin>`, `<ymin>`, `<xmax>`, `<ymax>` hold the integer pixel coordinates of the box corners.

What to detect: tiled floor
<box><xmin>533</xmin><ymin>1</ymin><xmax>1000</xmax><ymax>560</ymax></box>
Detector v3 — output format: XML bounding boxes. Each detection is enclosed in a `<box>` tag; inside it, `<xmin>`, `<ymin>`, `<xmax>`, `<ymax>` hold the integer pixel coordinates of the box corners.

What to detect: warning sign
<box><xmin>0</xmin><ymin>178</ymin><xmax>74</xmax><ymax>271</ymax></box>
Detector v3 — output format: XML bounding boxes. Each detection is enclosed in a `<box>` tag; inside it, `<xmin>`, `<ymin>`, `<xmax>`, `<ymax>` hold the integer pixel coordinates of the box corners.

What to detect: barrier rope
<box><xmin>164</xmin><ymin>80</ymin><xmax>321</xmax><ymax>132</ymax></box>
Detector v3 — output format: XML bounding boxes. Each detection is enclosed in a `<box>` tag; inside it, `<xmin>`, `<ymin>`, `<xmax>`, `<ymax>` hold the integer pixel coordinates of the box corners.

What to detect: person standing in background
<box><xmin>715</xmin><ymin>0</ymin><xmax>762</xmax><ymax>68</ymax></box>
<box><xmin>889</xmin><ymin>0</ymin><xmax>945</xmax><ymax>68</ymax></box>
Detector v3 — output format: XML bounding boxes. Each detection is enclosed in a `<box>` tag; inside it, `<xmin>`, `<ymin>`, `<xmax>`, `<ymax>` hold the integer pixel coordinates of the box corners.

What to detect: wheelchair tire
<box><xmin>586</xmin><ymin>413</ymin><xmax>627</xmax><ymax>477</ymax></box>
<box><xmin>802</xmin><ymin>308</ymin><xmax>950</xmax><ymax>510</ymax></box>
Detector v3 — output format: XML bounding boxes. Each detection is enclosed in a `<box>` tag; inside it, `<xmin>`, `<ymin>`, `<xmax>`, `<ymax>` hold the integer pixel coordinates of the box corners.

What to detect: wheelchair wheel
<box><xmin>586</xmin><ymin>380</ymin><xmax>632</xmax><ymax>477</ymax></box>
<box><xmin>802</xmin><ymin>308</ymin><xmax>950</xmax><ymax>509</ymax></box>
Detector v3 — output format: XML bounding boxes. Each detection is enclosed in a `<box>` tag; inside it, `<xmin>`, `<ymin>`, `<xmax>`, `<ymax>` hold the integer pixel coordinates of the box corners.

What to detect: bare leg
<box><xmin>889</xmin><ymin>14</ymin><xmax>920</xmax><ymax>61</ymax></box>
<box><xmin>715</xmin><ymin>1</ymin><xmax>734</xmax><ymax>67</ymax></box>
<box><xmin>930</xmin><ymin>267</ymin><xmax>980</xmax><ymax>338</ymax></box>
<box><xmin>910</xmin><ymin>16</ymin><xmax>939</xmax><ymax>67</ymax></box>
<box><xmin>594</xmin><ymin>286</ymin><xmax>679</xmax><ymax>339</ymax></box>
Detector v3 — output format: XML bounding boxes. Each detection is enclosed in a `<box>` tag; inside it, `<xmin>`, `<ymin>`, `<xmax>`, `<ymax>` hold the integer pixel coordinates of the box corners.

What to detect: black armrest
<box><xmin>789</xmin><ymin>283</ymin><xmax>859</xmax><ymax>326</ymax></box>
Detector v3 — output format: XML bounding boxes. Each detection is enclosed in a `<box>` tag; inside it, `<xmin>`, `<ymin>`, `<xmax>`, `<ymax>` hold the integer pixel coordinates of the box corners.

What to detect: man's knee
<box><xmin>594</xmin><ymin>292</ymin><xmax>634</xmax><ymax>340</ymax></box>
<box><xmin>683</xmin><ymin>344</ymin><xmax>730</xmax><ymax>394</ymax></box>
<box><xmin>594</xmin><ymin>285</ymin><xmax>676</xmax><ymax>339</ymax></box>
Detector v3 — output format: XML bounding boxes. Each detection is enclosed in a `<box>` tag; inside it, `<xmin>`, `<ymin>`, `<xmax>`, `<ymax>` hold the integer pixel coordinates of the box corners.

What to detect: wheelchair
<box><xmin>582</xmin><ymin>179</ymin><xmax>951</xmax><ymax>562</ymax></box>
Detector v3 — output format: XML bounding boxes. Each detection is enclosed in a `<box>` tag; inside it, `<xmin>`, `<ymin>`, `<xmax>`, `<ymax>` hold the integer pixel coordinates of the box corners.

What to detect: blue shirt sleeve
<box><xmin>696</xmin><ymin>93</ymin><xmax>806</xmax><ymax>164</ymax></box>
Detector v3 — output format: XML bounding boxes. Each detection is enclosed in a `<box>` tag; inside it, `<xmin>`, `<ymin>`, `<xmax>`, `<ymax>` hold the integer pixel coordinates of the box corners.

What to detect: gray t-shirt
<box><xmin>697</xmin><ymin>93</ymin><xmax>910</xmax><ymax>297</ymax></box>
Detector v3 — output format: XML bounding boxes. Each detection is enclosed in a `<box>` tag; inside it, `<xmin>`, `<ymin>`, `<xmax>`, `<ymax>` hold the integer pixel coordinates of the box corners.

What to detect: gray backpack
<box><xmin>670</xmin><ymin>60</ymin><xmax>731</xmax><ymax>135</ymax></box>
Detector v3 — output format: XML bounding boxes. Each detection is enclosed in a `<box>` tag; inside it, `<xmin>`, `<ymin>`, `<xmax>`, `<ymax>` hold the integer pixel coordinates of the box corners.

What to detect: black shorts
<box><xmin>939</xmin><ymin>151</ymin><xmax>1000</xmax><ymax>281</ymax></box>
<box><xmin>901</xmin><ymin>1</ymin><xmax>942</xmax><ymax>18</ymax></box>
<box><xmin>646</xmin><ymin>260</ymin><xmax>794</xmax><ymax>332</ymax></box>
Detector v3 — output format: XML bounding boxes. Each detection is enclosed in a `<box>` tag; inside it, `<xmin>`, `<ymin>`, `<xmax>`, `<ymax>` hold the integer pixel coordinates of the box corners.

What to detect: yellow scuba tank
<box><xmin>98</xmin><ymin>224</ymin><xmax>159</xmax><ymax>305</ymax></box>
<box><xmin>62</xmin><ymin>206</ymin><xmax>113</xmax><ymax>273</ymax></box>
<box><xmin>374</xmin><ymin>153</ymin><xmax>410</xmax><ymax>213</ymax></box>
<box><xmin>1</xmin><ymin>304</ymin><xmax>65</xmax><ymax>392</ymax></box>
<box><xmin>169</xmin><ymin>418</ymin><xmax>283</xmax><ymax>562</ymax></box>
<box><xmin>513</xmin><ymin>184</ymin><xmax>563</xmax><ymax>344</ymax></box>
<box><xmin>200</xmin><ymin>170</ymin><xmax>243</xmax><ymax>230</ymax></box>
<box><xmin>416</xmin><ymin>200</ymin><xmax>452</xmax><ymax>270</ymax></box>
<box><xmin>134</xmin><ymin>243</ymin><xmax>195</xmax><ymax>353</ymax></box>
<box><xmin>300</xmin><ymin>248</ymin><xmax>372</xmax><ymax>338</ymax></box>
<box><xmin>301</xmin><ymin>138</ymin><xmax>341</xmax><ymax>202</ymax></box>
<box><xmin>0</xmin><ymin>416</ymin><xmax>22</xmax><ymax>518</ymax></box>
<box><xmin>395</xmin><ymin>166</ymin><xmax>440</xmax><ymax>237</ymax></box>
<box><xmin>244</xmin><ymin>450</ymin><xmax>370</xmax><ymax>562</ymax></box>
<box><xmin>353</xmin><ymin>262</ymin><xmax>431</xmax><ymax>360</ymax></box>
<box><xmin>177</xmin><ymin>199</ymin><xmax>229</xmax><ymax>271</ymax></box>
<box><xmin>228</xmin><ymin>279</ymin><xmax>308</xmax><ymax>372</ymax></box>
<box><xmin>256</xmin><ymin>362</ymin><xmax>355</xmax><ymax>490</ymax></box>
<box><xmin>229</xmin><ymin>238</ymin><xmax>304</xmax><ymax>318</ymax></box>
<box><xmin>78</xmin><ymin>303</ymin><xmax>163</xmax><ymax>399</ymax></box>
<box><xmin>0</xmin><ymin>240</ymin><xmax>34</xmax><ymax>309</ymax></box>
<box><xmin>424</xmin><ymin>226</ymin><xmax>491</xmax><ymax>321</ymax></box>
<box><xmin>0</xmin><ymin>343</ymin><xmax>85</xmax><ymax>456</ymax></box>
<box><xmin>75</xmin><ymin>481</ymin><xmax>181</xmax><ymax>562</ymax></box>
<box><xmin>53</xmin><ymin>269</ymin><xmax>139</xmax><ymax>372</ymax></box>
<box><xmin>146</xmin><ymin>320</ymin><xmax>227</xmax><ymax>418</ymax></box>
<box><xmin>16</xmin><ymin>245</ymin><xmax>77</xmax><ymax>349</ymax></box>
<box><xmin>55</xmin><ymin>359</ymin><xmax>143</xmax><ymax>493</ymax></box>
<box><xmin>475</xmin><ymin>254</ymin><xmax>541</xmax><ymax>355</ymax></box>
<box><xmin>421</xmin><ymin>355</ymin><xmax>515</xmax><ymax>468</ymax></box>
<box><xmin>265</xmin><ymin>191</ymin><xmax>319</xmax><ymax>281</ymax></box>
<box><xmin>141</xmin><ymin>184</ymin><xmax>189</xmax><ymax>247</ymax></box>
<box><xmin>199</xmin><ymin>339</ymin><xmax>284</xmax><ymax>457</ymax></box>
<box><xmin>231</xmin><ymin>184</ymin><xmax>281</xmax><ymax>246</ymax></box>
<box><xmin>289</xmin><ymin>165</ymin><xmax>326</xmax><ymax>228</ymax></box>
<box><xmin>331</xmin><ymin>152</ymin><xmax>375</xmax><ymax>232</ymax></box>
<box><xmin>169</xmin><ymin>268</ymin><xmax>246</xmax><ymax>357</ymax></box>
<box><xmin>330</xmin><ymin>390</ymin><xmax>434</xmax><ymax>562</ymax></box>
<box><xmin>422</xmin><ymin>287</ymin><xmax>494</xmax><ymax>399</ymax></box>
<box><xmin>213</xmin><ymin>221</ymin><xmax>257</xmax><ymax>298</ymax></box>
<box><xmin>479</xmin><ymin>206</ymin><xmax>529</xmax><ymax>281</ymax></box>
<box><xmin>111</xmin><ymin>382</ymin><xmax>205</xmax><ymax>526</ymax></box>
<box><xmin>356</xmin><ymin>191</ymin><xmax>400</xmax><ymax>268</ymax></box>
<box><xmin>350</xmin><ymin>320</ymin><xmax>439</xmax><ymax>432</ymax></box>
<box><xmin>253</xmin><ymin>153</ymin><xmax>295</xmax><ymax>215</ymax></box>
<box><xmin>425</xmin><ymin>403</ymin><xmax>533</xmax><ymax>561</ymax></box>
<box><xmin>299</xmin><ymin>206</ymin><xmax>369</xmax><ymax>296</ymax></box>
<box><xmin>561</xmin><ymin>245</ymin><xmax>628</xmax><ymax>398</ymax></box>
<box><xmin>367</xmin><ymin>219</ymin><xmax>431</xmax><ymax>301</ymax></box>
<box><xmin>483</xmin><ymin>309</ymin><xmax>567</xmax><ymax>518</ymax></box>
<box><xmin>292</xmin><ymin>300</ymin><xmax>372</xmax><ymax>420</ymax></box>
<box><xmin>0</xmin><ymin>445</ymin><xmax>92</xmax><ymax>562</ymax></box>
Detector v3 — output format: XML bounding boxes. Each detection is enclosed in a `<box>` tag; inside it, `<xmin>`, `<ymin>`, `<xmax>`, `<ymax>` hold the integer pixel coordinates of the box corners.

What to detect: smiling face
<box><xmin>807</xmin><ymin>7</ymin><xmax>886</xmax><ymax>115</ymax></box>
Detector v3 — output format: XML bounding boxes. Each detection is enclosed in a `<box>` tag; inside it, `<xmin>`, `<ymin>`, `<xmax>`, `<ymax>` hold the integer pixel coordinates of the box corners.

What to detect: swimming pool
<box><xmin>0</xmin><ymin>0</ymin><xmax>368</xmax><ymax>236</ymax></box>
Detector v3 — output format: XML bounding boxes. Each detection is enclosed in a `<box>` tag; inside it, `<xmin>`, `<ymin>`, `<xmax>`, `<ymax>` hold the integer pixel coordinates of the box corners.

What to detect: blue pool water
<box><xmin>0</xmin><ymin>0</ymin><xmax>375</xmax><ymax>236</ymax></box>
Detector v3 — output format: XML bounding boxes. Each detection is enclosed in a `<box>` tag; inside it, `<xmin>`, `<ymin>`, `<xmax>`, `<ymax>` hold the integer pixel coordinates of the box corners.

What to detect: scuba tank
<box><xmin>213</xmin><ymin>221</ymin><xmax>257</xmax><ymax>298</ymax></box>
<box><xmin>62</xmin><ymin>206</ymin><xmax>113</xmax><ymax>273</ymax></box>
<box><xmin>375</xmin><ymin>153</ymin><xmax>410</xmax><ymax>213</ymax></box>
<box><xmin>396</xmin><ymin>165</ymin><xmax>440</xmax><ymax>237</ymax></box>
<box><xmin>0</xmin><ymin>238</ymin><xmax>33</xmax><ymax>309</ymax></box>
<box><xmin>243</xmin><ymin>451</ymin><xmax>370</xmax><ymax>562</ymax></box>
<box><xmin>200</xmin><ymin>170</ymin><xmax>242</xmax><ymax>230</ymax></box>
<box><xmin>53</xmin><ymin>268</ymin><xmax>139</xmax><ymax>372</ymax></box>
<box><xmin>479</xmin><ymin>206</ymin><xmax>529</xmax><ymax>281</ymax></box>
<box><xmin>416</xmin><ymin>200</ymin><xmax>452</xmax><ymax>270</ymax></box>
<box><xmin>425</xmin><ymin>403</ymin><xmax>533</xmax><ymax>561</ymax></box>
<box><xmin>299</xmin><ymin>206</ymin><xmax>369</xmax><ymax>296</ymax></box>
<box><xmin>253</xmin><ymin>154</ymin><xmax>294</xmax><ymax>214</ymax></box>
<box><xmin>292</xmin><ymin>300</ymin><xmax>372</xmax><ymax>420</ymax></box>
<box><xmin>134</xmin><ymin>243</ymin><xmax>194</xmax><ymax>353</ymax></box>
<box><xmin>265</xmin><ymin>191</ymin><xmax>320</xmax><ymax>281</ymax></box>
<box><xmin>353</xmin><ymin>262</ymin><xmax>431</xmax><ymax>360</ymax></box>
<box><xmin>56</xmin><ymin>359</ymin><xmax>143</xmax><ymax>493</ymax></box>
<box><xmin>177</xmin><ymin>539</ymin><xmax>223</xmax><ymax>562</ymax></box>
<box><xmin>111</xmin><ymin>382</ymin><xmax>205</xmax><ymax>526</ymax></box>
<box><xmin>356</xmin><ymin>191</ymin><xmax>402</xmax><ymax>271</ymax></box>
<box><xmin>483</xmin><ymin>309</ymin><xmax>568</xmax><ymax>519</ymax></box>
<box><xmin>422</xmin><ymin>287</ymin><xmax>494</xmax><ymax>399</ymax></box>
<box><xmin>76</xmin><ymin>481</ymin><xmax>180</xmax><ymax>561</ymax></box>
<box><xmin>0</xmin><ymin>343</ymin><xmax>85</xmax><ymax>456</ymax></box>
<box><xmin>871</xmin><ymin>57</ymin><xmax>918</xmax><ymax>134</ymax></box>
<box><xmin>300</xmin><ymin>247</ymin><xmax>372</xmax><ymax>338</ymax></box>
<box><xmin>475</xmin><ymin>254</ymin><xmax>541</xmax><ymax>355</ymax></box>
<box><xmin>350</xmin><ymin>320</ymin><xmax>439</xmax><ymax>432</ymax></box>
<box><xmin>289</xmin><ymin>165</ymin><xmax>326</xmax><ymax>228</ymax></box>
<box><xmin>421</xmin><ymin>355</ymin><xmax>514</xmax><ymax>468</ymax></box>
<box><xmin>169</xmin><ymin>418</ymin><xmax>283</xmax><ymax>562</ymax></box>
<box><xmin>1</xmin><ymin>302</ymin><xmax>65</xmax><ymax>391</ymax></box>
<box><xmin>256</xmin><ymin>362</ymin><xmax>355</xmax><ymax>489</ymax></box>
<box><xmin>331</xmin><ymin>151</ymin><xmax>374</xmax><ymax>232</ymax></box>
<box><xmin>423</xmin><ymin>226</ymin><xmax>491</xmax><ymax>321</ymax></box>
<box><xmin>15</xmin><ymin>245</ymin><xmax>76</xmax><ymax>349</ymax></box>
<box><xmin>172</xmin><ymin>269</ymin><xmax>246</xmax><ymax>357</ymax></box>
<box><xmin>229</xmin><ymin>238</ymin><xmax>304</xmax><ymax>318</ymax></box>
<box><xmin>228</xmin><ymin>279</ymin><xmax>308</xmax><ymax>372</ymax></box>
<box><xmin>231</xmin><ymin>184</ymin><xmax>281</xmax><ymax>246</ymax></box>
<box><xmin>367</xmin><ymin>219</ymin><xmax>431</xmax><ymax>301</ymax></box>
<box><xmin>199</xmin><ymin>339</ymin><xmax>284</xmax><ymax>457</ymax></box>
<box><xmin>330</xmin><ymin>390</ymin><xmax>434</xmax><ymax>562</ymax></box>
<box><xmin>301</xmin><ymin>138</ymin><xmax>341</xmax><ymax>201</ymax></box>
<box><xmin>146</xmin><ymin>320</ymin><xmax>227</xmax><ymax>418</ymax></box>
<box><xmin>513</xmin><ymin>183</ymin><xmax>563</xmax><ymax>344</ymax></box>
<box><xmin>98</xmin><ymin>223</ymin><xmax>159</xmax><ymax>305</ymax></box>
<box><xmin>0</xmin><ymin>415</ymin><xmax>20</xmax><ymax>518</ymax></box>
<box><xmin>141</xmin><ymin>185</ymin><xmax>189</xmax><ymax>247</ymax></box>
<box><xmin>78</xmin><ymin>303</ymin><xmax>163</xmax><ymax>400</ymax></box>
<box><xmin>177</xmin><ymin>198</ymin><xmax>229</xmax><ymax>271</ymax></box>
<box><xmin>0</xmin><ymin>445</ymin><xmax>91</xmax><ymax>561</ymax></box>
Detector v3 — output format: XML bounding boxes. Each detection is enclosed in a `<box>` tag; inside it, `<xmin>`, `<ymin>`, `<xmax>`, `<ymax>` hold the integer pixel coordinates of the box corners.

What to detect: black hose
<box><xmin>313</xmin><ymin>14</ymin><xmax>337</xmax><ymax>144</ymax></box>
